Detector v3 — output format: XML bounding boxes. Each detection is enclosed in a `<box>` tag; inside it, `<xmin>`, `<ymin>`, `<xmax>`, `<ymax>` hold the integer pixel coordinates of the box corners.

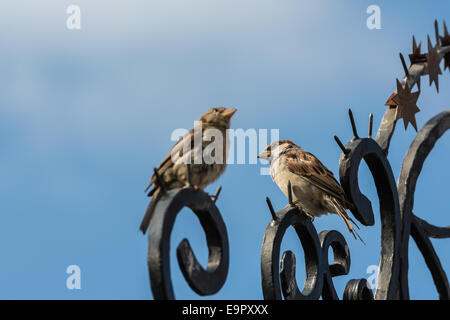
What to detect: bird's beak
<box><xmin>221</xmin><ymin>108</ymin><xmax>237</xmax><ymax>119</ymax></box>
<box><xmin>257</xmin><ymin>150</ymin><xmax>270</xmax><ymax>160</ymax></box>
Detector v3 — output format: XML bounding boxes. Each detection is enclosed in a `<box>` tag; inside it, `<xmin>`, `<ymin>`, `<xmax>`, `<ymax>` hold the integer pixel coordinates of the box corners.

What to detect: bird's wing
<box><xmin>145</xmin><ymin>128</ymin><xmax>195</xmax><ymax>193</ymax></box>
<box><xmin>284</xmin><ymin>148</ymin><xmax>361</xmax><ymax>241</ymax></box>
<box><xmin>284</xmin><ymin>148</ymin><xmax>347</xmax><ymax>202</ymax></box>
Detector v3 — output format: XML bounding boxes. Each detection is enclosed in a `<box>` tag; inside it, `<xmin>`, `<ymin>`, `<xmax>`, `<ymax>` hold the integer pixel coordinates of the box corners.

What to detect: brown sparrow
<box><xmin>258</xmin><ymin>140</ymin><xmax>361</xmax><ymax>241</ymax></box>
<box><xmin>140</xmin><ymin>107</ymin><xmax>237</xmax><ymax>234</ymax></box>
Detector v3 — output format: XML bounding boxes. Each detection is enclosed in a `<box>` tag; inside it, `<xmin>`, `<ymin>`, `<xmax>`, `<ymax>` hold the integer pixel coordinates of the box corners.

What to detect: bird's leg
<box><xmin>292</xmin><ymin>200</ymin><xmax>315</xmax><ymax>221</ymax></box>
<box><xmin>183</xmin><ymin>181</ymin><xmax>201</xmax><ymax>190</ymax></box>
<box><xmin>303</xmin><ymin>211</ymin><xmax>315</xmax><ymax>222</ymax></box>
<box><xmin>182</xmin><ymin>181</ymin><xmax>191</xmax><ymax>189</ymax></box>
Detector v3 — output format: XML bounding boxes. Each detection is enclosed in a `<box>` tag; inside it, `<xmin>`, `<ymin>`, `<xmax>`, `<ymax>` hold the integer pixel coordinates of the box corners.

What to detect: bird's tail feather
<box><xmin>330</xmin><ymin>198</ymin><xmax>365</xmax><ymax>244</ymax></box>
<box><xmin>140</xmin><ymin>188</ymin><xmax>162</xmax><ymax>235</ymax></box>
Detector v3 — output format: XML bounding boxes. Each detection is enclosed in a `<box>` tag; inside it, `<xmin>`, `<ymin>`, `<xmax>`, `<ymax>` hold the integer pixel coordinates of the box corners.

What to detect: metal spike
<box><xmin>444</xmin><ymin>20</ymin><xmax>449</xmax><ymax>36</ymax></box>
<box><xmin>186</xmin><ymin>163</ymin><xmax>192</xmax><ymax>187</ymax></box>
<box><xmin>348</xmin><ymin>109</ymin><xmax>359</xmax><ymax>139</ymax></box>
<box><xmin>368</xmin><ymin>113</ymin><xmax>374</xmax><ymax>139</ymax></box>
<box><xmin>266</xmin><ymin>197</ymin><xmax>277</xmax><ymax>221</ymax></box>
<box><xmin>399</xmin><ymin>53</ymin><xmax>409</xmax><ymax>77</ymax></box>
<box><xmin>287</xmin><ymin>180</ymin><xmax>293</xmax><ymax>205</ymax></box>
<box><xmin>435</xmin><ymin>19</ymin><xmax>440</xmax><ymax>46</ymax></box>
<box><xmin>334</xmin><ymin>135</ymin><xmax>350</xmax><ymax>155</ymax></box>
<box><xmin>412</xmin><ymin>35</ymin><xmax>421</xmax><ymax>53</ymax></box>
<box><xmin>212</xmin><ymin>185</ymin><xmax>222</xmax><ymax>203</ymax></box>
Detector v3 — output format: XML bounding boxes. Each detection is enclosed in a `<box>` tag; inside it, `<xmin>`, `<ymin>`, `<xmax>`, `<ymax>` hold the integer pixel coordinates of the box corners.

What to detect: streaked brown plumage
<box><xmin>140</xmin><ymin>107</ymin><xmax>237</xmax><ymax>234</ymax></box>
<box><xmin>258</xmin><ymin>140</ymin><xmax>361</xmax><ymax>241</ymax></box>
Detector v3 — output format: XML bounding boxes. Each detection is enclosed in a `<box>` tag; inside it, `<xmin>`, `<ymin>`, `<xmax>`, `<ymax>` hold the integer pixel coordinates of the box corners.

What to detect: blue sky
<box><xmin>0</xmin><ymin>0</ymin><xmax>449</xmax><ymax>299</ymax></box>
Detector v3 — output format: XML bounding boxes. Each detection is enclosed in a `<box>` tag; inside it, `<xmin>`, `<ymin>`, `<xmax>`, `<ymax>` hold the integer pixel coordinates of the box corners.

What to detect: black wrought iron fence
<box><xmin>145</xmin><ymin>20</ymin><xmax>450</xmax><ymax>300</ymax></box>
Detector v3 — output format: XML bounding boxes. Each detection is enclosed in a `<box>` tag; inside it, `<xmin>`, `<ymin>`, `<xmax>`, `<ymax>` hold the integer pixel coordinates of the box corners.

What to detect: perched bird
<box><xmin>258</xmin><ymin>140</ymin><xmax>361</xmax><ymax>241</ymax></box>
<box><xmin>140</xmin><ymin>107</ymin><xmax>237</xmax><ymax>234</ymax></box>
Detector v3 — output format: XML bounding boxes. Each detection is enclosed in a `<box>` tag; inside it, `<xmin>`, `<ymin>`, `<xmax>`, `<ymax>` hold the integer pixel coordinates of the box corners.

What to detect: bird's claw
<box><xmin>304</xmin><ymin>212</ymin><xmax>315</xmax><ymax>221</ymax></box>
<box><xmin>183</xmin><ymin>182</ymin><xmax>200</xmax><ymax>190</ymax></box>
<box><xmin>291</xmin><ymin>201</ymin><xmax>315</xmax><ymax>222</ymax></box>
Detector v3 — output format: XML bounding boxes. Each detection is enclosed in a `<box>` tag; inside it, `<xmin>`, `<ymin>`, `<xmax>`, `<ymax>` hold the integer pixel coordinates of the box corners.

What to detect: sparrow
<box><xmin>140</xmin><ymin>107</ymin><xmax>237</xmax><ymax>234</ymax></box>
<box><xmin>258</xmin><ymin>140</ymin><xmax>361</xmax><ymax>241</ymax></box>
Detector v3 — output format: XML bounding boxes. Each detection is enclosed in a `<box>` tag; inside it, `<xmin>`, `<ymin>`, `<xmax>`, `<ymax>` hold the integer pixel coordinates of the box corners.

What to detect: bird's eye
<box><xmin>213</xmin><ymin>108</ymin><xmax>219</xmax><ymax>113</ymax></box>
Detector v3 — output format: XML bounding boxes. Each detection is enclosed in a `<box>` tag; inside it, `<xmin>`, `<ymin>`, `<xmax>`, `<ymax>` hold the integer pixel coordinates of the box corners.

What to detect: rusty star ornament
<box><xmin>409</xmin><ymin>35</ymin><xmax>426</xmax><ymax>90</ymax></box>
<box><xmin>385</xmin><ymin>92</ymin><xmax>398</xmax><ymax>107</ymax></box>
<box><xmin>409</xmin><ymin>36</ymin><xmax>424</xmax><ymax>63</ymax></box>
<box><xmin>427</xmin><ymin>35</ymin><xmax>442</xmax><ymax>92</ymax></box>
<box><xmin>390</xmin><ymin>79</ymin><xmax>420</xmax><ymax>131</ymax></box>
<box><xmin>439</xmin><ymin>21</ymin><xmax>450</xmax><ymax>71</ymax></box>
